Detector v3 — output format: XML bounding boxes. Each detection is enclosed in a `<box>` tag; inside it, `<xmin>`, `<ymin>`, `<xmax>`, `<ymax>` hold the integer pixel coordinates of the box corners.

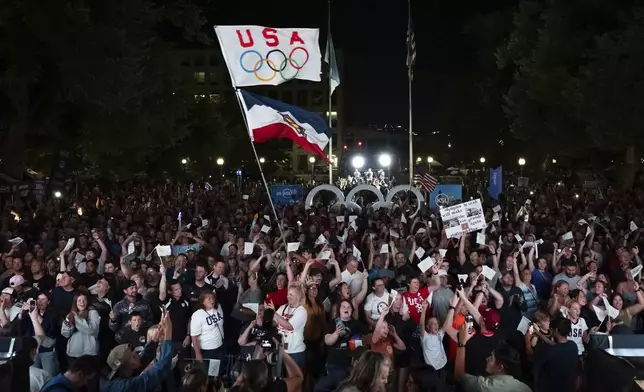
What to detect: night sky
<box><xmin>210</xmin><ymin>0</ymin><xmax>517</xmax><ymax>131</ymax></box>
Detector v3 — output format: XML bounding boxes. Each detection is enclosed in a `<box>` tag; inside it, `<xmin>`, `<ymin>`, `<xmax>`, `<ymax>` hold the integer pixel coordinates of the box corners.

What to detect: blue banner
<box><xmin>271</xmin><ymin>185</ymin><xmax>303</xmax><ymax>205</ymax></box>
<box><xmin>429</xmin><ymin>185</ymin><xmax>463</xmax><ymax>209</ymax></box>
<box><xmin>488</xmin><ymin>166</ymin><xmax>503</xmax><ymax>200</ymax></box>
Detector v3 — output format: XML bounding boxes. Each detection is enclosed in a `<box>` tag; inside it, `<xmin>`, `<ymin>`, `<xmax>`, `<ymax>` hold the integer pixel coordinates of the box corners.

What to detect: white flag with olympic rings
<box><xmin>215</xmin><ymin>25</ymin><xmax>322</xmax><ymax>87</ymax></box>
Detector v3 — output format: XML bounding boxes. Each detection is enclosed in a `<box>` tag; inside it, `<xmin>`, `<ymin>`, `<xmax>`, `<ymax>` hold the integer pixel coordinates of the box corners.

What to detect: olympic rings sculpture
<box><xmin>305</xmin><ymin>184</ymin><xmax>425</xmax><ymax>217</ymax></box>
<box><xmin>239</xmin><ymin>47</ymin><xmax>310</xmax><ymax>82</ymax></box>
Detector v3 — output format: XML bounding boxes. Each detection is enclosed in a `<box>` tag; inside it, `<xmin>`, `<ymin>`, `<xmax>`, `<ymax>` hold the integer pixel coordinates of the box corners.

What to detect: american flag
<box><xmin>406</xmin><ymin>8</ymin><xmax>417</xmax><ymax>80</ymax></box>
<box><xmin>414</xmin><ymin>171</ymin><xmax>437</xmax><ymax>193</ymax></box>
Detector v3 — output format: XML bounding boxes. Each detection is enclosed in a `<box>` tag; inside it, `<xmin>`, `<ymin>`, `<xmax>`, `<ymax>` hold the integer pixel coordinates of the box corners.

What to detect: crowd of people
<box><xmin>0</xmin><ymin>179</ymin><xmax>642</xmax><ymax>392</ymax></box>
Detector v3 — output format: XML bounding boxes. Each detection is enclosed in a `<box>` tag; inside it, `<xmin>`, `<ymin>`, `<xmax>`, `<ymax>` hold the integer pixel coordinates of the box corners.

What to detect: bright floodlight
<box><xmin>259</xmin><ymin>157</ymin><xmax>266</xmax><ymax>164</ymax></box>
<box><xmin>480</xmin><ymin>157</ymin><xmax>486</xmax><ymax>163</ymax></box>
<box><xmin>427</xmin><ymin>157</ymin><xmax>434</xmax><ymax>163</ymax></box>
<box><xmin>552</xmin><ymin>158</ymin><xmax>557</xmax><ymax>164</ymax></box>
<box><xmin>54</xmin><ymin>191</ymin><xmax>62</xmax><ymax>198</ymax></box>
<box><xmin>352</xmin><ymin>155</ymin><xmax>365</xmax><ymax>169</ymax></box>
<box><xmin>216</xmin><ymin>158</ymin><xmax>224</xmax><ymax>165</ymax></box>
<box><xmin>416</xmin><ymin>157</ymin><xmax>422</xmax><ymax>163</ymax></box>
<box><xmin>378</xmin><ymin>154</ymin><xmax>392</xmax><ymax>167</ymax></box>
<box><xmin>518</xmin><ymin>158</ymin><xmax>526</xmax><ymax>166</ymax></box>
<box><xmin>309</xmin><ymin>156</ymin><xmax>316</xmax><ymax>163</ymax></box>
<box><xmin>181</xmin><ymin>158</ymin><xmax>188</xmax><ymax>165</ymax></box>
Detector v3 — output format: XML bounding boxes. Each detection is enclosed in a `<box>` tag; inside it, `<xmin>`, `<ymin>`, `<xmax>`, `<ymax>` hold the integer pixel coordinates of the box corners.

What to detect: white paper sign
<box><xmin>418</xmin><ymin>257</ymin><xmax>435</xmax><ymax>273</ymax></box>
<box><xmin>349</xmin><ymin>215</ymin><xmax>358</xmax><ymax>222</ymax></box>
<box><xmin>492</xmin><ymin>205</ymin><xmax>501</xmax><ymax>213</ymax></box>
<box><xmin>315</xmin><ymin>234</ymin><xmax>327</xmax><ymax>245</ymax></box>
<box><xmin>244</xmin><ymin>242</ymin><xmax>254</xmax><ymax>255</ymax></box>
<box><xmin>439</xmin><ymin>249</ymin><xmax>447</xmax><ymax>257</ymax></box>
<box><xmin>208</xmin><ymin>359</ymin><xmax>221</xmax><ymax>377</ymax></box>
<box><xmin>630</xmin><ymin>221</ymin><xmax>638</xmax><ymax>232</ymax></box>
<box><xmin>514</xmin><ymin>234</ymin><xmax>523</xmax><ymax>243</ymax></box>
<box><xmin>321</xmin><ymin>250</ymin><xmax>331</xmax><ymax>260</ymax></box>
<box><xmin>264</xmin><ymin>215</ymin><xmax>270</xmax><ymax>221</ymax></box>
<box><xmin>585</xmin><ymin>226</ymin><xmax>592</xmax><ymax>238</ymax></box>
<box><xmin>352</xmin><ymin>245</ymin><xmax>362</xmax><ymax>261</ymax></box>
<box><xmin>415</xmin><ymin>247</ymin><xmax>426</xmax><ymax>260</ymax></box>
<box><xmin>481</xmin><ymin>265</ymin><xmax>497</xmax><ymax>281</ymax></box>
<box><xmin>214</xmin><ymin>26</ymin><xmax>322</xmax><ymax>87</ymax></box>
<box><xmin>242</xmin><ymin>194</ymin><xmax>249</xmax><ymax>200</ymax></box>
<box><xmin>127</xmin><ymin>241</ymin><xmax>135</xmax><ymax>255</ymax></box>
<box><xmin>562</xmin><ymin>231</ymin><xmax>573</xmax><ymax>241</ymax></box>
<box><xmin>517</xmin><ymin>316</ymin><xmax>532</xmax><ymax>335</ymax></box>
<box><xmin>287</xmin><ymin>242</ymin><xmax>300</xmax><ymax>252</ymax></box>
<box><xmin>602</xmin><ymin>296</ymin><xmax>620</xmax><ymax>319</ymax></box>
<box><xmin>201</xmin><ymin>219</ymin><xmax>209</xmax><ymax>227</ymax></box>
<box><xmin>8</xmin><ymin>237</ymin><xmax>23</xmax><ymax>245</ymax></box>
<box><xmin>389</xmin><ymin>230</ymin><xmax>400</xmax><ymax>238</ymax></box>
<box><xmin>631</xmin><ymin>265</ymin><xmax>643</xmax><ymax>279</ymax></box>
<box><xmin>476</xmin><ymin>232</ymin><xmax>486</xmax><ymax>245</ymax></box>
<box><xmin>457</xmin><ymin>274</ymin><xmax>468</xmax><ymax>283</ymax></box>
<box><xmin>261</xmin><ymin>225</ymin><xmax>271</xmax><ymax>233</ymax></box>
<box><xmin>578</xmin><ymin>219</ymin><xmax>588</xmax><ymax>226</ymax></box>
<box><xmin>156</xmin><ymin>245</ymin><xmax>172</xmax><ymax>257</ymax></box>
<box><xmin>592</xmin><ymin>304</ymin><xmax>606</xmax><ymax>322</ymax></box>
<box><xmin>416</xmin><ymin>228</ymin><xmax>426</xmax><ymax>235</ymax></box>
<box><xmin>336</xmin><ymin>216</ymin><xmax>345</xmax><ymax>222</ymax></box>
<box><xmin>242</xmin><ymin>303</ymin><xmax>259</xmax><ymax>314</ymax></box>
<box><xmin>380</xmin><ymin>244</ymin><xmax>389</xmax><ymax>254</ymax></box>
<box><xmin>440</xmin><ymin>199</ymin><xmax>487</xmax><ymax>239</ymax></box>
<box><xmin>63</xmin><ymin>238</ymin><xmax>76</xmax><ymax>253</ymax></box>
<box><xmin>400</xmin><ymin>214</ymin><xmax>407</xmax><ymax>223</ymax></box>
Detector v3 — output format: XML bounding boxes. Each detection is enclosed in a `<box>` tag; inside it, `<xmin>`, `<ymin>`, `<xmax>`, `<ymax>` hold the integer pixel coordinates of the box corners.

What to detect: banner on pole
<box><xmin>429</xmin><ymin>185</ymin><xmax>463</xmax><ymax>209</ymax></box>
<box><xmin>488</xmin><ymin>166</ymin><xmax>503</xmax><ymax>200</ymax></box>
<box><xmin>440</xmin><ymin>199</ymin><xmax>487</xmax><ymax>239</ymax></box>
<box><xmin>271</xmin><ymin>185</ymin><xmax>303</xmax><ymax>205</ymax></box>
<box><xmin>214</xmin><ymin>25</ymin><xmax>322</xmax><ymax>87</ymax></box>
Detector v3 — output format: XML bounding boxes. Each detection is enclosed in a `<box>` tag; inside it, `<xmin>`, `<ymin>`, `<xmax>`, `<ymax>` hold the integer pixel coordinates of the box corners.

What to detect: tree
<box><xmin>498</xmin><ymin>0</ymin><xmax>644</xmax><ymax>187</ymax></box>
<box><xmin>0</xmin><ymin>0</ymin><xmax>210</xmax><ymax>179</ymax></box>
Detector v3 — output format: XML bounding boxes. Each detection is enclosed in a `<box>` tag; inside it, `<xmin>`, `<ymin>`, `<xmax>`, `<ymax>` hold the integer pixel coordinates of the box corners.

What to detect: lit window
<box><xmin>194</xmin><ymin>72</ymin><xmax>206</xmax><ymax>84</ymax></box>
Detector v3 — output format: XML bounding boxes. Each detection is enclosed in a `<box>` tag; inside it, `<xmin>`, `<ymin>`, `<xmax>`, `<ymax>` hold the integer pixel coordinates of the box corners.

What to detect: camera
<box><xmin>253</xmin><ymin>308</ymin><xmax>281</xmax><ymax>366</ymax></box>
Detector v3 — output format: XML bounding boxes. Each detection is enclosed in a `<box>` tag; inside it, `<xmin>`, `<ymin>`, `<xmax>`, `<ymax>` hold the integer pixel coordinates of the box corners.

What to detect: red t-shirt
<box><xmin>265</xmin><ymin>288</ymin><xmax>287</xmax><ymax>308</ymax></box>
<box><xmin>402</xmin><ymin>286</ymin><xmax>430</xmax><ymax>325</ymax></box>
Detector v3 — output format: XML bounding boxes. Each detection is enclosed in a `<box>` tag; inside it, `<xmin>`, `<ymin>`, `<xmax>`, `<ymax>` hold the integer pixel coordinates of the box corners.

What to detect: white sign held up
<box><xmin>440</xmin><ymin>199</ymin><xmax>487</xmax><ymax>239</ymax></box>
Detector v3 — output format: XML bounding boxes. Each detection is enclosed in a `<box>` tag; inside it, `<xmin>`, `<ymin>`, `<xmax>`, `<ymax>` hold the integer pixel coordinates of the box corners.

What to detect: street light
<box><xmin>259</xmin><ymin>157</ymin><xmax>266</xmax><ymax>164</ymax></box>
<box><xmin>416</xmin><ymin>157</ymin><xmax>421</xmax><ymax>163</ymax></box>
<box><xmin>378</xmin><ymin>154</ymin><xmax>392</xmax><ymax>178</ymax></box>
<box><xmin>427</xmin><ymin>157</ymin><xmax>434</xmax><ymax>163</ymax></box>
<box><xmin>181</xmin><ymin>158</ymin><xmax>188</xmax><ymax>165</ymax></box>
<box><xmin>53</xmin><ymin>191</ymin><xmax>62</xmax><ymax>199</ymax></box>
<box><xmin>518</xmin><ymin>157</ymin><xmax>526</xmax><ymax>177</ymax></box>
<box><xmin>427</xmin><ymin>156</ymin><xmax>434</xmax><ymax>173</ymax></box>
<box><xmin>216</xmin><ymin>158</ymin><xmax>224</xmax><ymax>177</ymax></box>
<box><xmin>552</xmin><ymin>158</ymin><xmax>557</xmax><ymax>164</ymax></box>
<box><xmin>351</xmin><ymin>155</ymin><xmax>365</xmax><ymax>169</ymax></box>
<box><xmin>480</xmin><ymin>157</ymin><xmax>486</xmax><ymax>164</ymax></box>
<box><xmin>309</xmin><ymin>157</ymin><xmax>316</xmax><ymax>164</ymax></box>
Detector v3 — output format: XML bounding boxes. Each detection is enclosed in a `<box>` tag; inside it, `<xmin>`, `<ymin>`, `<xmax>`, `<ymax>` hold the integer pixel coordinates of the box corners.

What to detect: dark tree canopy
<box><xmin>0</xmin><ymin>0</ymin><xmax>226</xmax><ymax>179</ymax></box>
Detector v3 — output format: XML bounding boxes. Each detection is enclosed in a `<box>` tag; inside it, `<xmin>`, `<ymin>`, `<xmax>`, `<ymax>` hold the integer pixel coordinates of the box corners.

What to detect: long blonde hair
<box><xmin>336</xmin><ymin>351</ymin><xmax>390</xmax><ymax>392</ymax></box>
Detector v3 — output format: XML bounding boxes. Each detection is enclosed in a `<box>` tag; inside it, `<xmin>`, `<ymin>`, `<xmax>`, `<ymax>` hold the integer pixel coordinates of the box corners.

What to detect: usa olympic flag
<box><xmin>237</xmin><ymin>90</ymin><xmax>331</xmax><ymax>163</ymax></box>
<box><xmin>214</xmin><ymin>25</ymin><xmax>322</xmax><ymax>87</ymax></box>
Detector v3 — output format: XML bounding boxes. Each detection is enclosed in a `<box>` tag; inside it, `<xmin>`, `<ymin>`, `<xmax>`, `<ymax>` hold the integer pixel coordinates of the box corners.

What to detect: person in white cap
<box><xmin>9</xmin><ymin>274</ymin><xmax>33</xmax><ymax>303</ymax></box>
<box><xmin>0</xmin><ymin>287</ymin><xmax>21</xmax><ymax>332</ymax></box>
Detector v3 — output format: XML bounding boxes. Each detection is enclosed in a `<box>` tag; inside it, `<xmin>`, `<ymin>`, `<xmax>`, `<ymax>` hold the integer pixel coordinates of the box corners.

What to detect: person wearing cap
<box><xmin>108</xmin><ymin>279</ymin><xmax>153</xmax><ymax>337</ymax></box>
<box><xmin>99</xmin><ymin>313</ymin><xmax>176</xmax><ymax>392</ymax></box>
<box><xmin>9</xmin><ymin>274</ymin><xmax>34</xmax><ymax>303</ymax></box>
<box><xmin>0</xmin><ymin>287</ymin><xmax>21</xmax><ymax>333</ymax></box>
<box><xmin>455</xmin><ymin>322</ymin><xmax>531</xmax><ymax>392</ymax></box>
<box><xmin>21</xmin><ymin>291</ymin><xmax>60</xmax><ymax>377</ymax></box>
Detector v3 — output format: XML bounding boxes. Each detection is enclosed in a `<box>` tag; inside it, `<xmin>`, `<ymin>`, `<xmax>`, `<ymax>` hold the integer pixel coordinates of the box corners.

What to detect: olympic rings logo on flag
<box><xmin>239</xmin><ymin>47</ymin><xmax>310</xmax><ymax>82</ymax></box>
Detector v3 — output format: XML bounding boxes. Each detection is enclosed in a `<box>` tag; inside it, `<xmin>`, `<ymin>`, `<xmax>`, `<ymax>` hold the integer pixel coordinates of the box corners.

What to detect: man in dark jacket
<box><xmin>108</xmin><ymin>280</ymin><xmax>152</xmax><ymax>336</ymax></box>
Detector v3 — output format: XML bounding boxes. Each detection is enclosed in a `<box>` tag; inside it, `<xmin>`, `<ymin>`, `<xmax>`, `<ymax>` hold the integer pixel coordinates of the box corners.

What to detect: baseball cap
<box><xmin>124</xmin><ymin>280</ymin><xmax>137</xmax><ymax>289</ymax></box>
<box><xmin>9</xmin><ymin>275</ymin><xmax>25</xmax><ymax>287</ymax></box>
<box><xmin>479</xmin><ymin>307</ymin><xmax>501</xmax><ymax>330</ymax></box>
<box><xmin>1</xmin><ymin>287</ymin><xmax>15</xmax><ymax>296</ymax></box>
<box><xmin>106</xmin><ymin>344</ymin><xmax>134</xmax><ymax>377</ymax></box>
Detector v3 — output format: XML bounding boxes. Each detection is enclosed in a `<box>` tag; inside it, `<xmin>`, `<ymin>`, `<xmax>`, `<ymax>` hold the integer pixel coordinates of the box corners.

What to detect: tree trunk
<box><xmin>0</xmin><ymin>120</ymin><xmax>26</xmax><ymax>181</ymax></box>
<box><xmin>618</xmin><ymin>145</ymin><xmax>637</xmax><ymax>191</ymax></box>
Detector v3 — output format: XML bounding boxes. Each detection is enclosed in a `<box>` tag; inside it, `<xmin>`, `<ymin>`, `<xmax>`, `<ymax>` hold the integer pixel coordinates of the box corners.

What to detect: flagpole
<box><xmin>327</xmin><ymin>0</ymin><xmax>333</xmax><ymax>185</ymax></box>
<box><xmin>407</xmin><ymin>0</ymin><xmax>413</xmax><ymax>185</ymax></box>
<box><xmin>233</xmin><ymin>89</ymin><xmax>287</xmax><ymax>249</ymax></box>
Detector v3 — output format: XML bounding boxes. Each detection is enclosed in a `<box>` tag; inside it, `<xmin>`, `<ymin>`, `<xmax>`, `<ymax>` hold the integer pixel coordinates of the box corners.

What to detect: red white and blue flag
<box><xmin>238</xmin><ymin>89</ymin><xmax>331</xmax><ymax>163</ymax></box>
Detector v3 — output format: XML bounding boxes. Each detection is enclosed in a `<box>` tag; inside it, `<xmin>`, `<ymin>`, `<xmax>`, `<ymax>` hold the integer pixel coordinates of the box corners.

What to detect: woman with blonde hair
<box><xmin>266</xmin><ymin>282</ymin><xmax>308</xmax><ymax>368</ymax></box>
<box><xmin>61</xmin><ymin>292</ymin><xmax>100</xmax><ymax>360</ymax></box>
<box><xmin>335</xmin><ymin>351</ymin><xmax>391</xmax><ymax>392</ymax></box>
<box><xmin>190</xmin><ymin>291</ymin><xmax>224</xmax><ymax>363</ymax></box>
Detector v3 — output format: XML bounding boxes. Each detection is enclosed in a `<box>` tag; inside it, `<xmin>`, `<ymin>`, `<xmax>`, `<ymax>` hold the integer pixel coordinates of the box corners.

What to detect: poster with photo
<box><xmin>440</xmin><ymin>199</ymin><xmax>487</xmax><ymax>238</ymax></box>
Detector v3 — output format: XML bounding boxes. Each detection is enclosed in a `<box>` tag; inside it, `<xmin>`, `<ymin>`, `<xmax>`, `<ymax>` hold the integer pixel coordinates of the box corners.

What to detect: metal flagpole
<box><xmin>327</xmin><ymin>0</ymin><xmax>333</xmax><ymax>185</ymax></box>
<box><xmin>407</xmin><ymin>0</ymin><xmax>413</xmax><ymax>185</ymax></box>
<box><xmin>233</xmin><ymin>89</ymin><xmax>287</xmax><ymax>249</ymax></box>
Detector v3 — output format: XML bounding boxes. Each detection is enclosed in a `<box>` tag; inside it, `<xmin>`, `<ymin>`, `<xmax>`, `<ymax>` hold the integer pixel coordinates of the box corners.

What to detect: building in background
<box><xmin>173</xmin><ymin>44</ymin><xmax>344</xmax><ymax>179</ymax></box>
